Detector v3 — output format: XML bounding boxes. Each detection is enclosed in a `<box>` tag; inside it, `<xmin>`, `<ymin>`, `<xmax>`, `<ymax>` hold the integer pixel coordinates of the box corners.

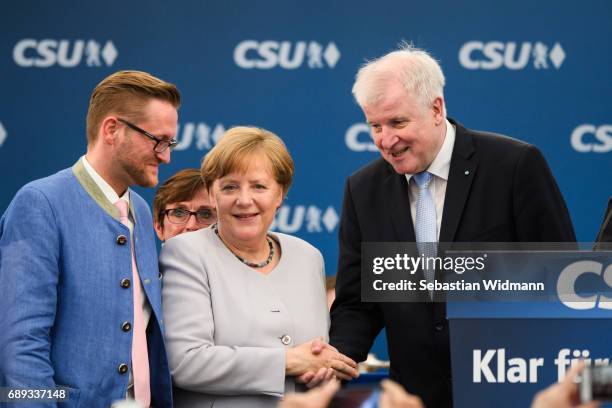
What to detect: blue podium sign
<box><xmin>448</xmin><ymin>250</ymin><xmax>611</xmax><ymax>407</ymax></box>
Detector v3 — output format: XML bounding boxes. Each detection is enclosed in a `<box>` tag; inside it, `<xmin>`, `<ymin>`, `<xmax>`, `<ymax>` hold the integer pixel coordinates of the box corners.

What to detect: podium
<box><xmin>448</xmin><ymin>301</ymin><xmax>612</xmax><ymax>407</ymax></box>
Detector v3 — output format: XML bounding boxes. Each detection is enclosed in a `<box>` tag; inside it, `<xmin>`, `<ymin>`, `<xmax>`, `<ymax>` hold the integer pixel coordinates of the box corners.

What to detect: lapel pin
<box><xmin>464</xmin><ymin>170</ymin><xmax>470</xmax><ymax>176</ymax></box>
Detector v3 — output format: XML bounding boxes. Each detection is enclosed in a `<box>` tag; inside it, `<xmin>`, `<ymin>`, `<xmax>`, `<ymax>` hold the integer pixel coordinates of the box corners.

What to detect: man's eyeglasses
<box><xmin>117</xmin><ymin>118</ymin><xmax>177</xmax><ymax>153</ymax></box>
<box><xmin>163</xmin><ymin>208</ymin><xmax>216</xmax><ymax>225</ymax></box>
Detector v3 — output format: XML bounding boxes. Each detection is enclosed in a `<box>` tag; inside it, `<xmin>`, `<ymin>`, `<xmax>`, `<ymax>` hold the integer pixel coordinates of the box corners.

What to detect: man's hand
<box><xmin>297</xmin><ymin>367</ymin><xmax>335</xmax><ymax>388</ymax></box>
<box><xmin>288</xmin><ymin>338</ymin><xmax>359</xmax><ymax>383</ymax></box>
<box><xmin>379</xmin><ymin>379</ymin><xmax>424</xmax><ymax>408</ymax></box>
<box><xmin>531</xmin><ymin>362</ymin><xmax>600</xmax><ymax>408</ymax></box>
<box><xmin>296</xmin><ymin>338</ymin><xmax>344</xmax><ymax>387</ymax></box>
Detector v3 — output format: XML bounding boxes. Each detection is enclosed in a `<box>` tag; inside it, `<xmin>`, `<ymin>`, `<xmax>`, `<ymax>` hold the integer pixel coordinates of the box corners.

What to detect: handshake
<box><xmin>286</xmin><ymin>338</ymin><xmax>360</xmax><ymax>387</ymax></box>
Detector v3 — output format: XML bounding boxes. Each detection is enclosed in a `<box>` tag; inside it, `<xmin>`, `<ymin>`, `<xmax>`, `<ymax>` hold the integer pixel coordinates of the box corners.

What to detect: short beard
<box><xmin>115</xmin><ymin>140</ymin><xmax>158</xmax><ymax>188</ymax></box>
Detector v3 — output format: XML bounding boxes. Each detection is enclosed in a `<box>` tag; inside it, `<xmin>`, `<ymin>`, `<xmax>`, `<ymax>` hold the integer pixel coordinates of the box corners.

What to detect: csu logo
<box><xmin>557</xmin><ymin>261</ymin><xmax>612</xmax><ymax>310</ymax></box>
<box><xmin>173</xmin><ymin>122</ymin><xmax>226</xmax><ymax>151</ymax></box>
<box><xmin>234</xmin><ymin>41</ymin><xmax>340</xmax><ymax>69</ymax></box>
<box><xmin>345</xmin><ymin>123</ymin><xmax>377</xmax><ymax>152</ymax></box>
<box><xmin>570</xmin><ymin>124</ymin><xmax>612</xmax><ymax>153</ymax></box>
<box><xmin>13</xmin><ymin>39</ymin><xmax>118</xmax><ymax>68</ymax></box>
<box><xmin>271</xmin><ymin>205</ymin><xmax>339</xmax><ymax>234</ymax></box>
<box><xmin>459</xmin><ymin>41</ymin><xmax>565</xmax><ymax>70</ymax></box>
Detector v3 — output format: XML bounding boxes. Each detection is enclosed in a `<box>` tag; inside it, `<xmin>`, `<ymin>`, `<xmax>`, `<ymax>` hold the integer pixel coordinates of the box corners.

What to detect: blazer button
<box><xmin>118</xmin><ymin>363</ymin><xmax>128</xmax><ymax>374</ymax></box>
<box><xmin>280</xmin><ymin>334</ymin><xmax>292</xmax><ymax>345</ymax></box>
<box><xmin>120</xmin><ymin>278</ymin><xmax>131</xmax><ymax>289</ymax></box>
<box><xmin>158</xmin><ymin>272</ymin><xmax>163</xmax><ymax>280</ymax></box>
<box><xmin>435</xmin><ymin>323</ymin><xmax>444</xmax><ymax>332</ymax></box>
<box><xmin>122</xmin><ymin>321</ymin><xmax>131</xmax><ymax>332</ymax></box>
<box><xmin>116</xmin><ymin>235</ymin><xmax>128</xmax><ymax>245</ymax></box>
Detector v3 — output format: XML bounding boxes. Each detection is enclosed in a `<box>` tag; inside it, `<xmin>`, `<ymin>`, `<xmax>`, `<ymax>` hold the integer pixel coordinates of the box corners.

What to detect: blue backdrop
<box><xmin>1</xmin><ymin>0</ymin><xmax>611</xmax><ymax>395</ymax></box>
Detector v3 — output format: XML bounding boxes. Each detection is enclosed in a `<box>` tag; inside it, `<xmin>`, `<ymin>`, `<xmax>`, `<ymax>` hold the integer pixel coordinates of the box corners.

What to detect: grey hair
<box><xmin>352</xmin><ymin>44</ymin><xmax>446</xmax><ymax>114</ymax></box>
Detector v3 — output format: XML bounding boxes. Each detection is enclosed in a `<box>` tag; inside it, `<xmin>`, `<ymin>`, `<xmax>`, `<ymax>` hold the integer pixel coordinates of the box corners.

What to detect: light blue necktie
<box><xmin>413</xmin><ymin>172</ymin><xmax>437</xmax><ymax>291</ymax></box>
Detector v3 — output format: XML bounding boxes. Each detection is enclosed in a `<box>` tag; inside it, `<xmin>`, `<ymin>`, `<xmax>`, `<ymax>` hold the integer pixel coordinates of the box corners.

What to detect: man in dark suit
<box><xmin>328</xmin><ymin>46</ymin><xmax>576</xmax><ymax>408</ymax></box>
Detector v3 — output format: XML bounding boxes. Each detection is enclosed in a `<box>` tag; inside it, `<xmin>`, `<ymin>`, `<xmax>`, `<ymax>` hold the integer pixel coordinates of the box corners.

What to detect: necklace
<box><xmin>213</xmin><ymin>224</ymin><xmax>274</xmax><ymax>268</ymax></box>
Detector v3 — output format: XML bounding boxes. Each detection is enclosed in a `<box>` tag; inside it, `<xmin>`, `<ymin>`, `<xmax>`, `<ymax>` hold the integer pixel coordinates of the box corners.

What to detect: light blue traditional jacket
<box><xmin>0</xmin><ymin>160</ymin><xmax>172</xmax><ymax>407</ymax></box>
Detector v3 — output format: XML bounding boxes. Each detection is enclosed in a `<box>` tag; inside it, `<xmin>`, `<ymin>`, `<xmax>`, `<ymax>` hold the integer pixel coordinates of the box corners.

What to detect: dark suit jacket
<box><xmin>595</xmin><ymin>198</ymin><xmax>612</xmax><ymax>244</ymax></box>
<box><xmin>329</xmin><ymin>119</ymin><xmax>576</xmax><ymax>408</ymax></box>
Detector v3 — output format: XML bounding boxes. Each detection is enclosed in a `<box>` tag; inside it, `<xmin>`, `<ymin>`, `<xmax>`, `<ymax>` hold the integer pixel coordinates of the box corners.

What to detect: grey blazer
<box><xmin>160</xmin><ymin>227</ymin><xmax>329</xmax><ymax>408</ymax></box>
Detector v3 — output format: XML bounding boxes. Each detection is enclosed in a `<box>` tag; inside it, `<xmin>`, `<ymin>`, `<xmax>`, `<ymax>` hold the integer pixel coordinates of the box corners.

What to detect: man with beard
<box><xmin>0</xmin><ymin>70</ymin><xmax>180</xmax><ymax>407</ymax></box>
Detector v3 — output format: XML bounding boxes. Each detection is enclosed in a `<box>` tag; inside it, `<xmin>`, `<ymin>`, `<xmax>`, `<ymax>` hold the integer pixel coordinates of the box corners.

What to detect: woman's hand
<box><xmin>286</xmin><ymin>338</ymin><xmax>359</xmax><ymax>381</ymax></box>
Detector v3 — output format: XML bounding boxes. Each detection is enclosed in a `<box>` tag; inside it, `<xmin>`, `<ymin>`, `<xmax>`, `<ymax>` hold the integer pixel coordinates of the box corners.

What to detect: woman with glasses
<box><xmin>159</xmin><ymin>127</ymin><xmax>358</xmax><ymax>407</ymax></box>
<box><xmin>153</xmin><ymin>168</ymin><xmax>217</xmax><ymax>241</ymax></box>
